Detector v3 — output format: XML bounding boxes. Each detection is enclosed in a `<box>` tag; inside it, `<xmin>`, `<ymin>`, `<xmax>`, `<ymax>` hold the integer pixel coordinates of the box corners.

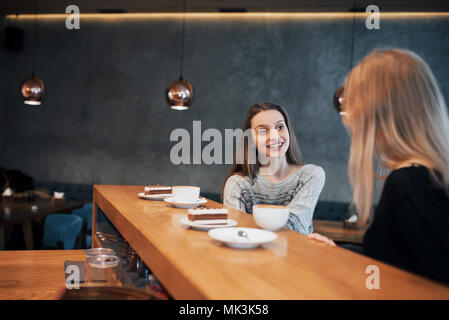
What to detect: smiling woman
<box><xmin>221</xmin><ymin>102</ymin><xmax>325</xmax><ymax>235</ymax></box>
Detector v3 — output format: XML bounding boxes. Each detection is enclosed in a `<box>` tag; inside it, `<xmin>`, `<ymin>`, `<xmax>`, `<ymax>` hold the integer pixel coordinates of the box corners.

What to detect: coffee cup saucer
<box><xmin>137</xmin><ymin>192</ymin><xmax>171</xmax><ymax>201</ymax></box>
<box><xmin>208</xmin><ymin>227</ymin><xmax>277</xmax><ymax>249</ymax></box>
<box><xmin>164</xmin><ymin>197</ymin><xmax>207</xmax><ymax>209</ymax></box>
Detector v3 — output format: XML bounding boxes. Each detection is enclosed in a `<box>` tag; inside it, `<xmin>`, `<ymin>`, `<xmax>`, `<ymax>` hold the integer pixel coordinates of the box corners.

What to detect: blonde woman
<box><xmin>309</xmin><ymin>49</ymin><xmax>449</xmax><ymax>285</ymax></box>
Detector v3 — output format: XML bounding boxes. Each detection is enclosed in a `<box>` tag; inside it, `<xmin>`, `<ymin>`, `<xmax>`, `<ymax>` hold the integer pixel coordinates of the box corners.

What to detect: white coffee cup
<box><xmin>172</xmin><ymin>186</ymin><xmax>200</xmax><ymax>203</ymax></box>
<box><xmin>253</xmin><ymin>204</ymin><xmax>289</xmax><ymax>231</ymax></box>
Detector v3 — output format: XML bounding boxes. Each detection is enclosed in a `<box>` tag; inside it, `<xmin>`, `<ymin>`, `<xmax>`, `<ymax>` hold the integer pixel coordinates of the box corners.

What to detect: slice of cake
<box><xmin>144</xmin><ymin>185</ymin><xmax>172</xmax><ymax>196</ymax></box>
<box><xmin>187</xmin><ymin>208</ymin><xmax>228</xmax><ymax>224</ymax></box>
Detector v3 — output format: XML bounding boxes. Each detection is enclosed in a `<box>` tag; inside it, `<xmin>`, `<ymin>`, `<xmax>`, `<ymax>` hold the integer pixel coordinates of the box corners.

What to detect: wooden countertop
<box><xmin>92</xmin><ymin>185</ymin><xmax>449</xmax><ymax>299</ymax></box>
<box><xmin>0</xmin><ymin>250</ymin><xmax>85</xmax><ymax>300</ymax></box>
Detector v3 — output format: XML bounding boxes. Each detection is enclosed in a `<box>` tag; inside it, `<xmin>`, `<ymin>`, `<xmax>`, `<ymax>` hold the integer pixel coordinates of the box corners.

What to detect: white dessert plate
<box><xmin>180</xmin><ymin>217</ymin><xmax>237</xmax><ymax>231</ymax></box>
<box><xmin>137</xmin><ymin>192</ymin><xmax>172</xmax><ymax>200</ymax></box>
<box><xmin>164</xmin><ymin>197</ymin><xmax>207</xmax><ymax>209</ymax></box>
<box><xmin>208</xmin><ymin>227</ymin><xmax>277</xmax><ymax>249</ymax></box>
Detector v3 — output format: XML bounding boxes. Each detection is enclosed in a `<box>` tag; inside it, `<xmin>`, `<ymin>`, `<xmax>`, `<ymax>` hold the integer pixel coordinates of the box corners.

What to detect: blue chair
<box><xmin>72</xmin><ymin>203</ymin><xmax>93</xmax><ymax>248</ymax></box>
<box><xmin>86</xmin><ymin>235</ymin><xmax>92</xmax><ymax>248</ymax></box>
<box><xmin>42</xmin><ymin>214</ymin><xmax>83</xmax><ymax>249</ymax></box>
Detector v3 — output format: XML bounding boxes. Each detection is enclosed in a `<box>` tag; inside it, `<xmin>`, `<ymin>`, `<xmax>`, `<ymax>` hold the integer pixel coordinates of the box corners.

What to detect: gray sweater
<box><xmin>223</xmin><ymin>164</ymin><xmax>325</xmax><ymax>235</ymax></box>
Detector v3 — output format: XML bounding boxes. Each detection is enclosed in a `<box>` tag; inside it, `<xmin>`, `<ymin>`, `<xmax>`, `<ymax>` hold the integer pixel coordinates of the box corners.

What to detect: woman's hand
<box><xmin>307</xmin><ymin>233</ymin><xmax>336</xmax><ymax>246</ymax></box>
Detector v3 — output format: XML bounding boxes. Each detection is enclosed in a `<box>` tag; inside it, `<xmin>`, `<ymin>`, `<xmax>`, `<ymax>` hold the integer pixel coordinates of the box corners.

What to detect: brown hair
<box><xmin>220</xmin><ymin>102</ymin><xmax>303</xmax><ymax>201</ymax></box>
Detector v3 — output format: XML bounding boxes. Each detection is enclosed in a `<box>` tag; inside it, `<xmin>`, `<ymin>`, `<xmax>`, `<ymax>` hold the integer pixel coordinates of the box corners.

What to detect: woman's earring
<box><xmin>333</xmin><ymin>86</ymin><xmax>345</xmax><ymax>115</ymax></box>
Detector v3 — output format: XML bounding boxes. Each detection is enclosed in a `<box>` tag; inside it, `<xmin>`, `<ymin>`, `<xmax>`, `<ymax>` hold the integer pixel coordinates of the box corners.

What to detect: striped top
<box><xmin>223</xmin><ymin>164</ymin><xmax>325</xmax><ymax>235</ymax></box>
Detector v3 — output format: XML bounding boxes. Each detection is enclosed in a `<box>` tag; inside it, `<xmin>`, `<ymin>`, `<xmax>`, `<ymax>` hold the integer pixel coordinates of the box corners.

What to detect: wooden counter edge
<box><xmin>92</xmin><ymin>185</ymin><xmax>207</xmax><ymax>299</ymax></box>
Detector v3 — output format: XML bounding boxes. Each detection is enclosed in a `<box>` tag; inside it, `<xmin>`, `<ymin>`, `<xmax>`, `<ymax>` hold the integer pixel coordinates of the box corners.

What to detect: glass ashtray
<box><xmin>87</xmin><ymin>254</ymin><xmax>121</xmax><ymax>269</ymax></box>
<box><xmin>85</xmin><ymin>248</ymin><xmax>116</xmax><ymax>257</ymax></box>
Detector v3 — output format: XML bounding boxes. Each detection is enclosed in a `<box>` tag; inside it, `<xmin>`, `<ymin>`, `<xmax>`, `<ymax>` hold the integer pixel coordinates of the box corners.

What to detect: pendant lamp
<box><xmin>166</xmin><ymin>0</ymin><xmax>193</xmax><ymax>110</ymax></box>
<box><xmin>21</xmin><ymin>0</ymin><xmax>45</xmax><ymax>106</ymax></box>
<box><xmin>332</xmin><ymin>3</ymin><xmax>358</xmax><ymax>114</ymax></box>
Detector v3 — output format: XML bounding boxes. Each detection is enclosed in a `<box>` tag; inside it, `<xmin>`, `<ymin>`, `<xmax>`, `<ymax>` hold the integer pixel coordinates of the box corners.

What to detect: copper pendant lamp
<box><xmin>21</xmin><ymin>0</ymin><xmax>46</xmax><ymax>106</ymax></box>
<box><xmin>22</xmin><ymin>75</ymin><xmax>45</xmax><ymax>105</ymax></box>
<box><xmin>166</xmin><ymin>79</ymin><xmax>193</xmax><ymax>110</ymax></box>
<box><xmin>166</xmin><ymin>0</ymin><xmax>194</xmax><ymax>110</ymax></box>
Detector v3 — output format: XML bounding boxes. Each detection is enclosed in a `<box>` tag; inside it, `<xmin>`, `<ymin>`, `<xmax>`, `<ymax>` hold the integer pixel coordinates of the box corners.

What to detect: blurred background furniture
<box><xmin>41</xmin><ymin>214</ymin><xmax>83</xmax><ymax>250</ymax></box>
<box><xmin>33</xmin><ymin>181</ymin><xmax>93</xmax><ymax>249</ymax></box>
<box><xmin>0</xmin><ymin>171</ymin><xmax>93</xmax><ymax>250</ymax></box>
<box><xmin>312</xmin><ymin>200</ymin><xmax>367</xmax><ymax>244</ymax></box>
<box><xmin>0</xmin><ymin>199</ymin><xmax>84</xmax><ymax>249</ymax></box>
<box><xmin>312</xmin><ymin>220</ymin><xmax>367</xmax><ymax>244</ymax></box>
<box><xmin>71</xmin><ymin>203</ymin><xmax>93</xmax><ymax>248</ymax></box>
<box><xmin>313</xmin><ymin>200</ymin><xmax>352</xmax><ymax>221</ymax></box>
<box><xmin>34</xmin><ymin>181</ymin><xmax>93</xmax><ymax>202</ymax></box>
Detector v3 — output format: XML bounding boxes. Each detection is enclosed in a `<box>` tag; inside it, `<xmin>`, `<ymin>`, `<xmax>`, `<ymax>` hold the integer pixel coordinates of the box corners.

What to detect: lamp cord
<box><xmin>32</xmin><ymin>0</ymin><xmax>37</xmax><ymax>76</ymax></box>
<box><xmin>179</xmin><ymin>0</ymin><xmax>186</xmax><ymax>80</ymax></box>
<box><xmin>349</xmin><ymin>0</ymin><xmax>357</xmax><ymax>70</ymax></box>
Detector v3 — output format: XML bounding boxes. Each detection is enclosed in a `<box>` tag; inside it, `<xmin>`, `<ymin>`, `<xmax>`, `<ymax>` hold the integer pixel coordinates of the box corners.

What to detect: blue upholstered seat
<box><xmin>86</xmin><ymin>235</ymin><xmax>92</xmax><ymax>248</ymax></box>
<box><xmin>72</xmin><ymin>203</ymin><xmax>93</xmax><ymax>248</ymax></box>
<box><xmin>41</xmin><ymin>214</ymin><xmax>83</xmax><ymax>249</ymax></box>
<box><xmin>72</xmin><ymin>203</ymin><xmax>93</xmax><ymax>231</ymax></box>
<box><xmin>313</xmin><ymin>200</ymin><xmax>352</xmax><ymax>221</ymax></box>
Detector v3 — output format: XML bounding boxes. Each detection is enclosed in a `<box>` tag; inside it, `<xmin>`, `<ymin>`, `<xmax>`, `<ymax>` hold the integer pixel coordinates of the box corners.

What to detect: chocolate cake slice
<box><xmin>187</xmin><ymin>208</ymin><xmax>228</xmax><ymax>222</ymax></box>
<box><xmin>144</xmin><ymin>185</ymin><xmax>172</xmax><ymax>195</ymax></box>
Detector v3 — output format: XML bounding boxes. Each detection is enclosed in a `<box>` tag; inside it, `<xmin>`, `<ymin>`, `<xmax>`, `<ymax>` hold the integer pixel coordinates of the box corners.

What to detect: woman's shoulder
<box><xmin>386</xmin><ymin>166</ymin><xmax>432</xmax><ymax>189</ymax></box>
<box><xmin>297</xmin><ymin>164</ymin><xmax>326</xmax><ymax>180</ymax></box>
<box><xmin>384</xmin><ymin>165</ymin><xmax>442</xmax><ymax>197</ymax></box>
<box><xmin>225</xmin><ymin>174</ymin><xmax>252</xmax><ymax>188</ymax></box>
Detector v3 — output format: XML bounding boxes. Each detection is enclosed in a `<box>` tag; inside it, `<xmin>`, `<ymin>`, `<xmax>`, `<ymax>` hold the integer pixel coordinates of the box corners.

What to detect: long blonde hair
<box><xmin>343</xmin><ymin>49</ymin><xmax>449</xmax><ymax>226</ymax></box>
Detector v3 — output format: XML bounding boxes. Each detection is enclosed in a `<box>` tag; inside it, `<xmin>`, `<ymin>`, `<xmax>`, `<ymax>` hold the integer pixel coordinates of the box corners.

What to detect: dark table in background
<box><xmin>0</xmin><ymin>199</ymin><xmax>84</xmax><ymax>249</ymax></box>
<box><xmin>313</xmin><ymin>220</ymin><xmax>368</xmax><ymax>244</ymax></box>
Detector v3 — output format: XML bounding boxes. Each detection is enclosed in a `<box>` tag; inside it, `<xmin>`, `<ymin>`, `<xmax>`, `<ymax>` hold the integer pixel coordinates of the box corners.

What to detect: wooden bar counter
<box><xmin>91</xmin><ymin>185</ymin><xmax>449</xmax><ymax>299</ymax></box>
<box><xmin>0</xmin><ymin>250</ymin><xmax>85</xmax><ymax>300</ymax></box>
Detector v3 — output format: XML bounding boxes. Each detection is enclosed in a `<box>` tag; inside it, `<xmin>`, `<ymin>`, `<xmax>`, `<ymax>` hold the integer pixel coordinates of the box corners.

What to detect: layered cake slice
<box><xmin>144</xmin><ymin>185</ymin><xmax>172</xmax><ymax>196</ymax></box>
<box><xmin>187</xmin><ymin>208</ymin><xmax>228</xmax><ymax>225</ymax></box>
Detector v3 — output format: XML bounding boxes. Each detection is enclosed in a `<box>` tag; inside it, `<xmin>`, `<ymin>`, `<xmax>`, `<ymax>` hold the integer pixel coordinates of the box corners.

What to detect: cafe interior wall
<box><xmin>0</xmin><ymin>17</ymin><xmax>5</xmax><ymax>172</ymax></box>
<box><xmin>0</xmin><ymin>13</ymin><xmax>448</xmax><ymax>202</ymax></box>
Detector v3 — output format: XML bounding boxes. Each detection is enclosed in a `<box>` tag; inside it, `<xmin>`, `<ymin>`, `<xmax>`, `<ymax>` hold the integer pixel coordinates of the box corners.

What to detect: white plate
<box><xmin>180</xmin><ymin>217</ymin><xmax>237</xmax><ymax>231</ymax></box>
<box><xmin>208</xmin><ymin>227</ymin><xmax>277</xmax><ymax>249</ymax></box>
<box><xmin>164</xmin><ymin>197</ymin><xmax>207</xmax><ymax>209</ymax></box>
<box><xmin>137</xmin><ymin>192</ymin><xmax>171</xmax><ymax>200</ymax></box>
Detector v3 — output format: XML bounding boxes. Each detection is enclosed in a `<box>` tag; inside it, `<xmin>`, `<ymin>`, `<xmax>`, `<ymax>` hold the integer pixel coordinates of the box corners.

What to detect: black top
<box><xmin>363</xmin><ymin>166</ymin><xmax>449</xmax><ymax>286</ymax></box>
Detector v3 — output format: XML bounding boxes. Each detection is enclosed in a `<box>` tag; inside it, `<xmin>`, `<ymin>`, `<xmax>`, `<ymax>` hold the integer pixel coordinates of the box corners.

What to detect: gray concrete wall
<box><xmin>1</xmin><ymin>15</ymin><xmax>449</xmax><ymax>201</ymax></box>
<box><xmin>0</xmin><ymin>16</ymin><xmax>6</xmax><ymax>166</ymax></box>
